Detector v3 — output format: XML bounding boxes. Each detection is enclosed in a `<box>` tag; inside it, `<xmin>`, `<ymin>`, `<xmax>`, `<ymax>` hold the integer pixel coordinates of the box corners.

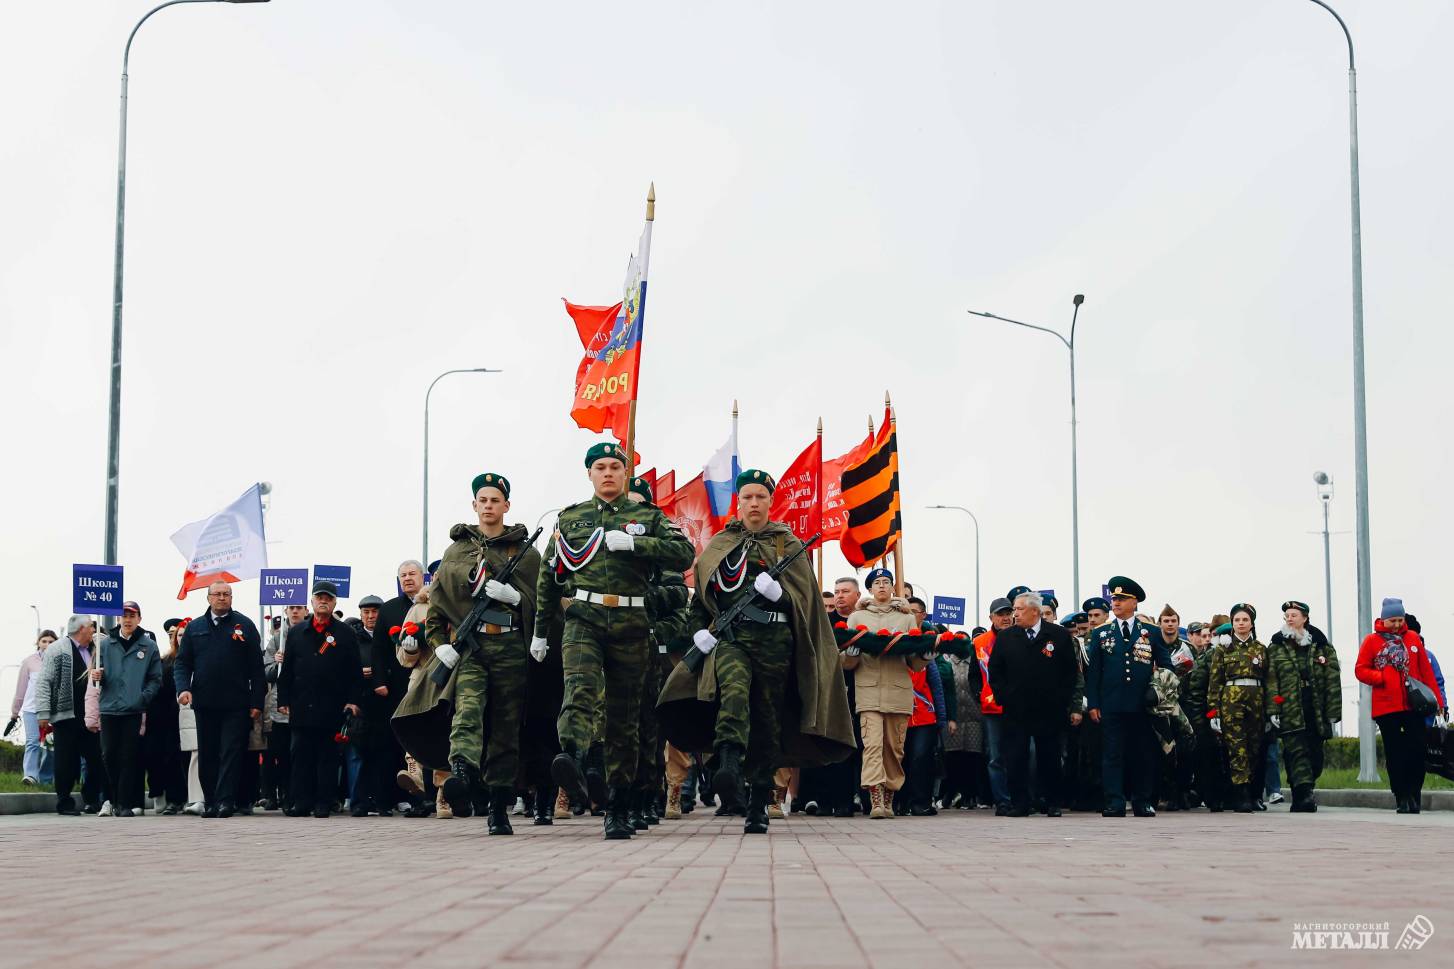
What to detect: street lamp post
<box><xmin>969</xmin><ymin>294</ymin><xmax>1084</xmax><ymax>604</ymax></box>
<box><xmin>103</xmin><ymin>0</ymin><xmax>271</xmax><ymax>567</ymax></box>
<box><xmin>423</xmin><ymin>368</ymin><xmax>500</xmax><ymax>564</ymax></box>
<box><xmin>1305</xmin><ymin>0</ymin><xmax>1375</xmax><ymax>782</ymax></box>
<box><xmin>927</xmin><ymin>505</ymin><xmax>980</xmax><ymax>622</ymax></box>
<box><xmin>1313</xmin><ymin>472</ymin><xmax>1335</xmax><ymax>647</ymax></box>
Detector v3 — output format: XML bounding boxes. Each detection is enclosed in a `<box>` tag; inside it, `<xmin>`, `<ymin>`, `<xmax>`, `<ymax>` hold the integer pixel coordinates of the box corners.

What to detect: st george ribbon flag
<box><xmin>839</xmin><ymin>405</ymin><xmax>902</xmax><ymax>567</ymax></box>
<box><xmin>171</xmin><ymin>484</ymin><xmax>268</xmax><ymax>600</ymax></box>
<box><xmin>771</xmin><ymin>436</ymin><xmax>823</xmax><ymax>548</ymax></box>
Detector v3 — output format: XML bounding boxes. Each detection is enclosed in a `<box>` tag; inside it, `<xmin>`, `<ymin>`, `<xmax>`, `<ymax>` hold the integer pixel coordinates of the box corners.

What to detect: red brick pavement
<box><xmin>1</xmin><ymin>806</ymin><xmax>1448</xmax><ymax>969</ymax></box>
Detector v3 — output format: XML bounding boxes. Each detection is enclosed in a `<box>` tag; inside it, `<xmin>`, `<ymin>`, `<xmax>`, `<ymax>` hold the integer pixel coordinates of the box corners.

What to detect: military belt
<box><xmin>575</xmin><ymin>590</ymin><xmax>646</xmax><ymax>608</ymax></box>
<box><xmin>1228</xmin><ymin>677</ymin><xmax>1262</xmax><ymax>687</ymax></box>
<box><xmin>477</xmin><ymin>622</ymin><xmax>515</xmax><ymax>634</ymax></box>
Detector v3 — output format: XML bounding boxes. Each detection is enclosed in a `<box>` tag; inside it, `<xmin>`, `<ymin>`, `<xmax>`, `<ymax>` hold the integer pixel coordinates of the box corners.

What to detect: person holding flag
<box><xmin>658</xmin><ymin>470</ymin><xmax>855</xmax><ymax>835</ymax></box>
<box><xmin>532</xmin><ymin>442</ymin><xmax>694</xmax><ymax>840</ymax></box>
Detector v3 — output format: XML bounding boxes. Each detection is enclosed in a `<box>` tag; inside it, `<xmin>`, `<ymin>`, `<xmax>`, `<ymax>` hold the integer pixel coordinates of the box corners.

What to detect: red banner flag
<box><xmin>770</xmin><ymin>437</ymin><xmax>823</xmax><ymax>547</ymax></box>
<box><xmin>653</xmin><ymin>470</ymin><xmax>676</xmax><ymax>505</ymax></box>
<box><xmin>822</xmin><ymin>430</ymin><xmax>876</xmax><ymax>543</ymax></box>
<box><xmin>658</xmin><ymin>472</ymin><xmax>717</xmax><ymax>587</ymax></box>
<box><xmin>563</xmin><ymin>298</ymin><xmax>640</xmax><ymax>445</ymax></box>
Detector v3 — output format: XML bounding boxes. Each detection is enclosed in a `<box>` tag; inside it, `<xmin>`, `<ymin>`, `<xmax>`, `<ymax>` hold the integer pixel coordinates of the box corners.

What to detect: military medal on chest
<box><xmin>625</xmin><ymin>521</ymin><xmax>647</xmax><ymax>536</ymax></box>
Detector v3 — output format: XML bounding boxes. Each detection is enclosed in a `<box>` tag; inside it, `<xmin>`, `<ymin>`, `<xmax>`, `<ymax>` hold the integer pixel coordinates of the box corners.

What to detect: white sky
<box><xmin>2</xmin><ymin>1</ymin><xmax>1451</xmax><ymax>723</ymax></box>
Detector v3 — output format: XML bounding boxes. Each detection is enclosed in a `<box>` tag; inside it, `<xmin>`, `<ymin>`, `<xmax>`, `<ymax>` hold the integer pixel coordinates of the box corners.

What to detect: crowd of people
<box><xmin>12</xmin><ymin>443</ymin><xmax>1449</xmax><ymax>832</ymax></box>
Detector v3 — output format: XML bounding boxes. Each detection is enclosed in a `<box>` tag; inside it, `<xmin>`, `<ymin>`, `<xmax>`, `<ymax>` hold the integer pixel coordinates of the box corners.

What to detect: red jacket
<box><xmin>1354</xmin><ymin>621</ymin><xmax>1445</xmax><ymax>719</ymax></box>
<box><xmin>973</xmin><ymin>629</ymin><xmax>1002</xmax><ymax>716</ymax></box>
<box><xmin>908</xmin><ymin>667</ymin><xmax>936</xmax><ymax>727</ymax></box>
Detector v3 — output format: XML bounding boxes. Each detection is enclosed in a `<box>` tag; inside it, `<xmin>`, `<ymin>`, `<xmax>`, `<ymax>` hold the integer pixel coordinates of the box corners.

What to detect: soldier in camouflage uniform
<box><xmin>1206</xmin><ymin>603</ymin><xmax>1282</xmax><ymax>813</ymax></box>
<box><xmin>1267</xmin><ymin>600</ymin><xmax>1342</xmax><ymax>812</ymax></box>
<box><xmin>531</xmin><ymin>442</ymin><xmax>694</xmax><ymax>840</ymax></box>
<box><xmin>426</xmin><ymin>473</ymin><xmax>540</xmax><ymax>836</ymax></box>
<box><xmin>1182</xmin><ymin>620</ymin><xmax>1228</xmax><ymax>810</ymax></box>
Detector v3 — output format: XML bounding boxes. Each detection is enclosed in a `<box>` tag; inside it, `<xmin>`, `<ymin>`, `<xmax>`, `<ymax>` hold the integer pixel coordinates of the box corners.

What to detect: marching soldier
<box><xmin>426</xmin><ymin>472</ymin><xmax>541</xmax><ymax>835</ymax></box>
<box><xmin>1183</xmin><ymin>622</ymin><xmax>1230</xmax><ymax>811</ymax></box>
<box><xmin>1085</xmin><ymin>577</ymin><xmax>1172</xmax><ymax>818</ymax></box>
<box><xmin>532</xmin><ymin>443</ymin><xmax>694</xmax><ymax>840</ymax></box>
<box><xmin>1267</xmin><ymin>600</ymin><xmax>1342</xmax><ymax>812</ymax></box>
<box><xmin>1206</xmin><ymin>603</ymin><xmax>1281</xmax><ymax>813</ymax></box>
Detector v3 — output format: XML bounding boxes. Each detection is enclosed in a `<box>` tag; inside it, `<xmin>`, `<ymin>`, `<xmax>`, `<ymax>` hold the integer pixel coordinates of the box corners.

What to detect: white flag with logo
<box><xmin>170</xmin><ymin>484</ymin><xmax>268</xmax><ymax>599</ymax></box>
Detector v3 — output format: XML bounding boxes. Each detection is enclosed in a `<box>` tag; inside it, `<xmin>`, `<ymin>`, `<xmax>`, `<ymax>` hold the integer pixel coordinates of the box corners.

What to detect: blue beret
<box><xmin>866</xmin><ymin>568</ymin><xmax>894</xmax><ymax>588</ymax></box>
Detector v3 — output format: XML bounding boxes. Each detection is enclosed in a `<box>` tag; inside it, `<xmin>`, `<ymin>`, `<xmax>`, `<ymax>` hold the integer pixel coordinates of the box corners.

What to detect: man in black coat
<box><xmin>175</xmin><ymin>581</ymin><xmax>265</xmax><ymax>818</ymax></box>
<box><xmin>277</xmin><ymin>581</ymin><xmax>364</xmax><ymax>818</ymax></box>
<box><xmin>370</xmin><ymin>560</ymin><xmax>428</xmax><ymax>815</ymax></box>
<box><xmin>988</xmin><ymin>591</ymin><xmax>1080</xmax><ymax>817</ymax></box>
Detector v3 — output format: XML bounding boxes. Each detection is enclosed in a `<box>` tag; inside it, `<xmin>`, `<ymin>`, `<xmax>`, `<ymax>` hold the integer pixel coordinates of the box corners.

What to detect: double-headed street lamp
<box><xmin>969</xmin><ymin>294</ymin><xmax>1084</xmax><ymax>605</ymax></box>
<box><xmin>103</xmin><ymin>0</ymin><xmax>272</xmax><ymax>566</ymax></box>
<box><xmin>422</xmin><ymin>368</ymin><xmax>500</xmax><ymax>564</ymax></box>
<box><xmin>927</xmin><ymin>505</ymin><xmax>980</xmax><ymax>623</ymax></box>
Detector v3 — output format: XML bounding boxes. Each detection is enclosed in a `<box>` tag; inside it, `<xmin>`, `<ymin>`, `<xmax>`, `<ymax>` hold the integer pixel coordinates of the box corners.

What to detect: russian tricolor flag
<box><xmin>703</xmin><ymin>423</ymin><xmax>740</xmax><ymax>524</ymax></box>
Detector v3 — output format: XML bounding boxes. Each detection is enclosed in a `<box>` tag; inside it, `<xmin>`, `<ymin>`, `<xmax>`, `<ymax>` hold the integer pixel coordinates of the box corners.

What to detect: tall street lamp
<box><xmin>423</xmin><ymin>368</ymin><xmax>500</xmax><ymax>563</ymax></box>
<box><xmin>969</xmin><ymin>294</ymin><xmax>1084</xmax><ymax>604</ymax></box>
<box><xmin>1313</xmin><ymin>472</ymin><xmax>1335</xmax><ymax>647</ymax></box>
<box><xmin>1305</xmin><ymin>0</ymin><xmax>1374</xmax><ymax>782</ymax></box>
<box><xmin>104</xmin><ymin>0</ymin><xmax>272</xmax><ymax>566</ymax></box>
<box><xmin>927</xmin><ymin>505</ymin><xmax>980</xmax><ymax>622</ymax></box>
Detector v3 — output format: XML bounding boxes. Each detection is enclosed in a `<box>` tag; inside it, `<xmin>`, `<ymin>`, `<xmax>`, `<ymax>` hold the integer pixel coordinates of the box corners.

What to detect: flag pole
<box><xmin>887</xmin><ymin>390</ymin><xmax>906</xmax><ymax>597</ymax></box>
<box><xmin>815</xmin><ymin>416</ymin><xmax>824</xmax><ymax>587</ymax></box>
<box><xmin>622</xmin><ymin>182</ymin><xmax>654</xmax><ymax>479</ymax></box>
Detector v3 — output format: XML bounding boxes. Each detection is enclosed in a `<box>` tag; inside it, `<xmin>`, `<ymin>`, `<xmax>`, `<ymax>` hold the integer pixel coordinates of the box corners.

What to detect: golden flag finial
<box><xmin>646</xmin><ymin>182</ymin><xmax>656</xmax><ymax>222</ymax></box>
<box><xmin>732</xmin><ymin>399</ymin><xmax>739</xmax><ymax>419</ymax></box>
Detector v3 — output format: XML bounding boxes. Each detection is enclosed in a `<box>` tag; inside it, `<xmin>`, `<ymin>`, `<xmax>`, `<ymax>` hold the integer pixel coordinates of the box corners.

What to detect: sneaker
<box><xmin>98</xmin><ymin>801</ymin><xmax>114</xmax><ymax>817</ymax></box>
<box><xmin>21</xmin><ymin>776</ymin><xmax>37</xmax><ymax>787</ymax></box>
<box><xmin>182</xmin><ymin>801</ymin><xmax>205</xmax><ymax>816</ymax></box>
<box><xmin>1268</xmin><ymin>791</ymin><xmax>1285</xmax><ymax>805</ymax></box>
<box><xmin>115</xmin><ymin>807</ymin><xmax>135</xmax><ymax>818</ymax></box>
<box><xmin>396</xmin><ymin>801</ymin><xmax>412</xmax><ymax>814</ymax></box>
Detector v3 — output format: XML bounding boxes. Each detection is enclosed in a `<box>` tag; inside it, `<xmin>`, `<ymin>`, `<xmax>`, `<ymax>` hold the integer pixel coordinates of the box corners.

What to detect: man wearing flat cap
<box><xmin>1085</xmin><ymin>576</ymin><xmax>1173</xmax><ymax>817</ymax></box>
<box><xmin>533</xmin><ymin>443</ymin><xmax>694</xmax><ymax>840</ymax></box>
<box><xmin>276</xmin><ymin>580</ymin><xmax>364</xmax><ymax>818</ymax></box>
<box><xmin>423</xmin><ymin>472</ymin><xmax>540</xmax><ymax>835</ymax></box>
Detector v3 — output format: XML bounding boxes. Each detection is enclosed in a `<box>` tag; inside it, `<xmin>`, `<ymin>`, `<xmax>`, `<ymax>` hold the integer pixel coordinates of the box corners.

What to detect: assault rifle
<box><xmin>681</xmin><ymin>531</ymin><xmax>822</xmax><ymax>675</ymax></box>
<box><xmin>430</xmin><ymin>527</ymin><xmax>543</xmax><ymax>687</ymax></box>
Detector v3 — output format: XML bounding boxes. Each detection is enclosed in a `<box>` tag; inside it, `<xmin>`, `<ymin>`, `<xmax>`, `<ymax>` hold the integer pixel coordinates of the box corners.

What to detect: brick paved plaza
<box><xmin>3</xmin><ymin>806</ymin><xmax>1449</xmax><ymax>969</ymax></box>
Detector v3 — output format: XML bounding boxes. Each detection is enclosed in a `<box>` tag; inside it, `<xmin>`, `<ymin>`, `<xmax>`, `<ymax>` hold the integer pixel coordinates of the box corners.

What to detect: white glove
<box><xmin>485</xmin><ymin>579</ymin><xmax>521</xmax><ymax>606</ymax></box>
<box><xmin>435</xmin><ymin>643</ymin><xmax>460</xmax><ymax>669</ymax></box>
<box><xmin>529</xmin><ymin>637</ymin><xmax>549</xmax><ymax>663</ymax></box>
<box><xmin>399</xmin><ymin>634</ymin><xmax>419</xmax><ymax>654</ymax></box>
<box><xmin>753</xmin><ymin>573</ymin><xmax>783</xmax><ymax>602</ymax></box>
<box><xmin>1210</xmin><ymin>717</ymin><xmax>1222</xmax><ymax>733</ymax></box>
<box><xmin>1270</xmin><ymin>715</ymin><xmax>1281</xmax><ymax>729</ymax></box>
<box><xmin>845</xmin><ymin>646</ymin><xmax>862</xmax><ymax>657</ymax></box>
<box><xmin>693</xmin><ymin>629</ymin><xmax>718</xmax><ymax>655</ymax></box>
<box><xmin>604</xmin><ymin>530</ymin><xmax>635</xmax><ymax>552</ymax></box>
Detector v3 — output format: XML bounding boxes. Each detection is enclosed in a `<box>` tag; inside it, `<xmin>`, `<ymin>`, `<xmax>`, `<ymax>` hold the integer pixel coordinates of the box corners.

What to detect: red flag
<box><xmin>563</xmin><ymin>299</ymin><xmax>640</xmax><ymax>445</ymax></box>
<box><xmin>822</xmin><ymin>430</ymin><xmax>876</xmax><ymax>543</ymax></box>
<box><xmin>653</xmin><ymin>470</ymin><xmax>676</xmax><ymax>505</ymax></box>
<box><xmin>658</xmin><ymin>472</ymin><xmax>717</xmax><ymax>587</ymax></box>
<box><xmin>637</xmin><ymin>467</ymin><xmax>657</xmax><ymax>490</ymax></box>
<box><xmin>770</xmin><ymin>437</ymin><xmax>823</xmax><ymax>547</ymax></box>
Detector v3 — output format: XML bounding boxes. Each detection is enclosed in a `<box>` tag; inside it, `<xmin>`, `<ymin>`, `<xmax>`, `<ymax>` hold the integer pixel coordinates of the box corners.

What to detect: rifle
<box><xmin>430</xmin><ymin>526</ymin><xmax>543</xmax><ymax>687</ymax></box>
<box><xmin>681</xmin><ymin>531</ymin><xmax>822</xmax><ymax>675</ymax></box>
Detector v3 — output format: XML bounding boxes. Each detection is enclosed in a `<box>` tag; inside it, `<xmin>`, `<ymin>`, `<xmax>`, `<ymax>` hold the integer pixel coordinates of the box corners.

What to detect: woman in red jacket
<box><xmin>1354</xmin><ymin>597</ymin><xmax>1446</xmax><ymax>813</ymax></box>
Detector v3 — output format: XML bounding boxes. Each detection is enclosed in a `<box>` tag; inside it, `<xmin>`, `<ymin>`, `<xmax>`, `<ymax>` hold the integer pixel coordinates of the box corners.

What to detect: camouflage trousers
<box><xmin>634</xmin><ymin>656</ymin><xmax>665</xmax><ymax>795</ymax></box>
<box><xmin>449</xmin><ymin>632</ymin><xmax>528</xmax><ymax>787</ymax></box>
<box><xmin>712</xmin><ymin>625</ymin><xmax>792</xmax><ymax>787</ymax></box>
<box><xmin>558</xmin><ymin>604</ymin><xmax>651</xmax><ymax>787</ymax></box>
<box><xmin>1280</xmin><ymin>729</ymin><xmax>1326</xmax><ymax>788</ymax></box>
<box><xmin>1221</xmin><ymin>685</ymin><xmax>1265</xmax><ymax>786</ymax></box>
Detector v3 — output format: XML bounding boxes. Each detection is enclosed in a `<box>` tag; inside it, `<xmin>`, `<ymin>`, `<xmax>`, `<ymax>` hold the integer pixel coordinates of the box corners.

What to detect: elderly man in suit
<box><xmin>988</xmin><ymin>591</ymin><xmax>1079</xmax><ymax>817</ymax></box>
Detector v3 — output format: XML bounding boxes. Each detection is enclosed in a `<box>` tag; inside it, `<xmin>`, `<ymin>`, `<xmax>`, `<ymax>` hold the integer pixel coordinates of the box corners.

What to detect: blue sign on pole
<box><xmin>312</xmin><ymin>565</ymin><xmax>351</xmax><ymax>599</ymax></box>
<box><xmin>259</xmin><ymin>568</ymin><xmax>309</xmax><ymax>606</ymax></box>
<box><xmin>1038</xmin><ymin>589</ymin><xmax>1056</xmax><ymax>605</ymax></box>
<box><xmin>932</xmin><ymin>595</ymin><xmax>967</xmax><ymax>626</ymax></box>
<box><xmin>73</xmin><ymin>564</ymin><xmax>124</xmax><ymax>616</ymax></box>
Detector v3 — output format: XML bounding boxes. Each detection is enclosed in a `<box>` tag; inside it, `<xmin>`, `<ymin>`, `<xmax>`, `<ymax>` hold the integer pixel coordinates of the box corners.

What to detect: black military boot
<box><xmin>603</xmin><ymin>787</ymin><xmax>634</xmax><ymax>840</ymax></box>
<box><xmin>643</xmin><ymin>789</ymin><xmax>661</xmax><ymax>825</ymax></box>
<box><xmin>712</xmin><ymin>744</ymin><xmax>745</xmax><ymax>812</ymax></box>
<box><xmin>1232</xmin><ymin>791</ymin><xmax>1254</xmax><ymax>813</ymax></box>
<box><xmin>1290</xmin><ymin>783</ymin><xmax>1317</xmax><ymax>813</ymax></box>
<box><xmin>551</xmin><ymin>747</ymin><xmax>590</xmax><ymax>806</ymax></box>
<box><xmin>534</xmin><ymin>785</ymin><xmax>556</xmax><ymax>826</ymax></box>
<box><xmin>629</xmin><ymin>790</ymin><xmax>650</xmax><ymax>831</ymax></box>
<box><xmin>487</xmin><ymin>787</ymin><xmax>514</xmax><ymax>836</ymax></box>
<box><xmin>442</xmin><ymin>757</ymin><xmax>478</xmax><ymax>819</ymax></box>
<box><xmin>744</xmin><ymin>785</ymin><xmax>771</xmax><ymax>835</ymax></box>
<box><xmin>584</xmin><ymin>743</ymin><xmax>609</xmax><ymax>809</ymax></box>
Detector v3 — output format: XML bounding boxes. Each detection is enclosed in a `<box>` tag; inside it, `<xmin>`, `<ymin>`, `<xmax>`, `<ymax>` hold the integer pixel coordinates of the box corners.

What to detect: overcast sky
<box><xmin>3</xmin><ymin>1</ymin><xmax>1450</xmax><ymax>722</ymax></box>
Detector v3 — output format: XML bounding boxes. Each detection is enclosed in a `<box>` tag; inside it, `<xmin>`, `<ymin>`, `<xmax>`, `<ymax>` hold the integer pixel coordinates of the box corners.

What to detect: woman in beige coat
<box><xmin>842</xmin><ymin>568</ymin><xmax>927</xmax><ymax>818</ymax></box>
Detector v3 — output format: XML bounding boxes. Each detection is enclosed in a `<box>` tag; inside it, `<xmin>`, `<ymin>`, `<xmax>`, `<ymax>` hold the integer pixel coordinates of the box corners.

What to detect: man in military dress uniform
<box><xmin>1086</xmin><ymin>577</ymin><xmax>1173</xmax><ymax>817</ymax></box>
<box><xmin>427</xmin><ymin>472</ymin><xmax>540</xmax><ymax>835</ymax></box>
<box><xmin>532</xmin><ymin>442</ymin><xmax>695</xmax><ymax>840</ymax></box>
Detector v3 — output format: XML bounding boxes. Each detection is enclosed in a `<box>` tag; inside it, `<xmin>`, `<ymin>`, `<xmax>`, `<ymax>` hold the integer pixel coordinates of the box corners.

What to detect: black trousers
<box><xmin>195</xmin><ymin>708</ymin><xmax>250</xmax><ymax>808</ymax></box>
<box><xmin>1100</xmin><ymin>712</ymin><xmax>1155</xmax><ymax>811</ymax></box>
<box><xmin>142</xmin><ymin>731</ymin><xmax>188</xmax><ymax>806</ymax></box>
<box><xmin>291</xmin><ymin>725</ymin><xmax>342</xmax><ymax>812</ymax></box>
<box><xmin>52</xmin><ymin>718</ymin><xmax>106</xmax><ymax>811</ymax></box>
<box><xmin>262</xmin><ymin>722</ymin><xmax>291</xmax><ymax>805</ymax></box>
<box><xmin>99</xmin><ymin>713</ymin><xmax>144</xmax><ymax>810</ymax></box>
<box><xmin>360</xmin><ymin>702</ymin><xmax>410</xmax><ymax>809</ymax></box>
<box><xmin>1376</xmin><ymin>710</ymin><xmax>1427</xmax><ymax>803</ymax></box>
<box><xmin>1003</xmin><ymin>720</ymin><xmax>1063</xmax><ymax>810</ymax></box>
<box><xmin>900</xmin><ymin>725</ymin><xmax>940</xmax><ymax>809</ymax></box>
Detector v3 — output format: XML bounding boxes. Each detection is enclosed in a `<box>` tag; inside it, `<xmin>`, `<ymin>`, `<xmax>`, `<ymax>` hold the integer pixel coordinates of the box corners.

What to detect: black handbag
<box><xmin>1424</xmin><ymin>722</ymin><xmax>1454</xmax><ymax>782</ymax></box>
<box><xmin>1405</xmin><ymin>675</ymin><xmax>1439</xmax><ymax>716</ymax></box>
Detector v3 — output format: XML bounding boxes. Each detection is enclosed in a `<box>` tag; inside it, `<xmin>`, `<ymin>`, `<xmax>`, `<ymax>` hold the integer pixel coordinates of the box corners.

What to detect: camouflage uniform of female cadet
<box><xmin>1206</xmin><ymin>603</ymin><xmax>1282</xmax><ymax>813</ymax></box>
<box><xmin>1266</xmin><ymin>600</ymin><xmax>1342</xmax><ymax>813</ymax></box>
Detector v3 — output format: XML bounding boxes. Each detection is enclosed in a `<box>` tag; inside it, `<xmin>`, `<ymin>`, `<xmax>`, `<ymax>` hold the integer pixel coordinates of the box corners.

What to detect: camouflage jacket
<box><xmin>1148</xmin><ymin>666</ymin><xmax>1194</xmax><ymax>743</ymax></box>
<box><xmin>648</xmin><ymin>570</ymin><xmax>692</xmax><ymax>653</ymax></box>
<box><xmin>1182</xmin><ymin>646</ymin><xmax>1214</xmax><ymax>724</ymax></box>
<box><xmin>1207</xmin><ymin>636</ymin><xmax>1281</xmax><ymax>721</ymax></box>
<box><xmin>1266</xmin><ymin>624</ymin><xmax>1342</xmax><ymax>737</ymax></box>
<box><xmin>533</xmin><ymin>492</ymin><xmax>694</xmax><ymax>638</ymax></box>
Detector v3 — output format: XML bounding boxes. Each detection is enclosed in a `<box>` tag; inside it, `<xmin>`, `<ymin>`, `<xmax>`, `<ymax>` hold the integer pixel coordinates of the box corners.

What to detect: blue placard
<box><xmin>74</xmin><ymin>564</ymin><xmax>124</xmax><ymax>616</ymax></box>
<box><xmin>1038</xmin><ymin>589</ymin><xmax>1056</xmax><ymax>606</ymax></box>
<box><xmin>259</xmin><ymin>568</ymin><xmax>309</xmax><ymax>606</ymax></box>
<box><xmin>312</xmin><ymin>564</ymin><xmax>351</xmax><ymax>599</ymax></box>
<box><xmin>932</xmin><ymin>595</ymin><xmax>967</xmax><ymax>626</ymax></box>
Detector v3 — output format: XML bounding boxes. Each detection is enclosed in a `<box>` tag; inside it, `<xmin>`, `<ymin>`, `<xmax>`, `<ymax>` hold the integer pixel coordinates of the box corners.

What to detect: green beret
<box><xmin>628</xmin><ymin>476</ymin><xmax>655</xmax><ymax>506</ymax></box>
<box><xmin>584</xmin><ymin>442</ymin><xmax>627</xmax><ymax>468</ymax></box>
<box><xmin>735</xmin><ymin>469</ymin><xmax>776</xmax><ymax>494</ymax></box>
<box><xmin>471</xmin><ymin>473</ymin><xmax>510</xmax><ymax>499</ymax></box>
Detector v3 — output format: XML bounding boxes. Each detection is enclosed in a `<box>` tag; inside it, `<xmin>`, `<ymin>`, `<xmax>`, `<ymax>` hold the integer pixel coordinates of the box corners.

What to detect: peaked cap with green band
<box><xmin>735</xmin><ymin>468</ymin><xmax>776</xmax><ymax>494</ymax></box>
<box><xmin>584</xmin><ymin>441</ymin><xmax>628</xmax><ymax>468</ymax></box>
<box><xmin>471</xmin><ymin>472</ymin><xmax>510</xmax><ymax>499</ymax></box>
